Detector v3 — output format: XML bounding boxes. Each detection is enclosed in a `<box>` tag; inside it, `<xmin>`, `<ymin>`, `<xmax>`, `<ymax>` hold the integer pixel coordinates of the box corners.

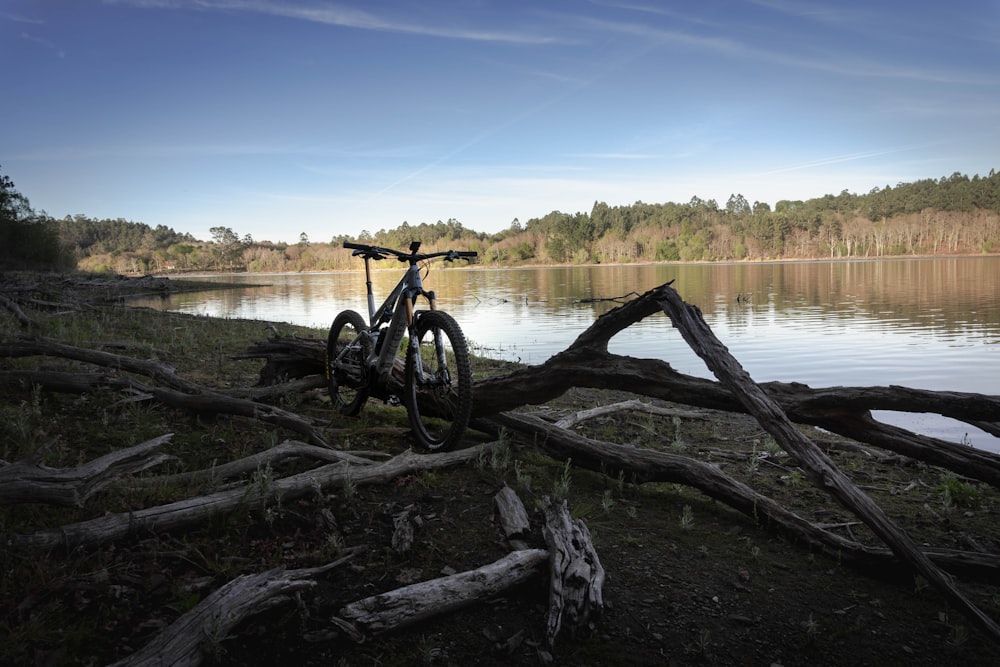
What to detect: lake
<box><xmin>136</xmin><ymin>256</ymin><xmax>1000</xmax><ymax>452</ymax></box>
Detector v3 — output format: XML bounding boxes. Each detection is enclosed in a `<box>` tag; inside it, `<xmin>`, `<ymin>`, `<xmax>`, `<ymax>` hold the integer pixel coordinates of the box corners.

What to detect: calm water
<box><xmin>137</xmin><ymin>257</ymin><xmax>1000</xmax><ymax>452</ymax></box>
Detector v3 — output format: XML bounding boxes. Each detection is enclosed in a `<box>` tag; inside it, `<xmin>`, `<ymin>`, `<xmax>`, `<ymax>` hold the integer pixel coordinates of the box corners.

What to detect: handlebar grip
<box><xmin>457</xmin><ymin>251</ymin><xmax>478</xmax><ymax>257</ymax></box>
<box><xmin>343</xmin><ymin>241</ymin><xmax>369</xmax><ymax>251</ymax></box>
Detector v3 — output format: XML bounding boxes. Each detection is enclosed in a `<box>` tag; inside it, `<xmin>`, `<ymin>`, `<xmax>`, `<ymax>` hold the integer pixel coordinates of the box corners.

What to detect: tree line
<box><xmin>0</xmin><ymin>167</ymin><xmax>73</xmax><ymax>270</ymax></box>
<box><xmin>2</xmin><ymin>165</ymin><xmax>998</xmax><ymax>274</ymax></box>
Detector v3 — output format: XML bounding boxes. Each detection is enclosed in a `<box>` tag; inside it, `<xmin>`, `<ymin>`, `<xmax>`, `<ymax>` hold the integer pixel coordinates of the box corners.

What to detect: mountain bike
<box><xmin>325</xmin><ymin>241</ymin><xmax>477</xmax><ymax>451</ymax></box>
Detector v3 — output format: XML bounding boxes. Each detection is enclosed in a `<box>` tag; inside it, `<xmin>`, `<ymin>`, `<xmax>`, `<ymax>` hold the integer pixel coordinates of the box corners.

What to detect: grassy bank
<box><xmin>1</xmin><ymin>274</ymin><xmax>999</xmax><ymax>666</ymax></box>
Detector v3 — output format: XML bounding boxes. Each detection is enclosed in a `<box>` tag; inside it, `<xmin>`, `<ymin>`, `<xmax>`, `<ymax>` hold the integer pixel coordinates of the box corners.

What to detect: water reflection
<box><xmin>136</xmin><ymin>257</ymin><xmax>999</xmax><ymax>451</ymax></box>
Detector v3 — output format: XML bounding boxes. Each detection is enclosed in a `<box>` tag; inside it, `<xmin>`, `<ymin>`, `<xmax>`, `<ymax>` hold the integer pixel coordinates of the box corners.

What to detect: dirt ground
<box><xmin>212</xmin><ymin>395</ymin><xmax>1000</xmax><ymax>667</ymax></box>
<box><xmin>1</xmin><ymin>275</ymin><xmax>999</xmax><ymax>666</ymax></box>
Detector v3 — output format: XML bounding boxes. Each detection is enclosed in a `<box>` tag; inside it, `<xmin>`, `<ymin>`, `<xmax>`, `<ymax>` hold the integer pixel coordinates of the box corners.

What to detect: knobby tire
<box><xmin>326</xmin><ymin>310</ymin><xmax>371</xmax><ymax>416</ymax></box>
<box><xmin>405</xmin><ymin>310</ymin><xmax>473</xmax><ymax>451</ymax></box>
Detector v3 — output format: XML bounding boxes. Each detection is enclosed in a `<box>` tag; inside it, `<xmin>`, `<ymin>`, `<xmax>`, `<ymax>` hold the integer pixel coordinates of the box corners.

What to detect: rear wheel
<box><xmin>404</xmin><ymin>310</ymin><xmax>473</xmax><ymax>451</ymax></box>
<box><xmin>326</xmin><ymin>310</ymin><xmax>371</xmax><ymax>416</ymax></box>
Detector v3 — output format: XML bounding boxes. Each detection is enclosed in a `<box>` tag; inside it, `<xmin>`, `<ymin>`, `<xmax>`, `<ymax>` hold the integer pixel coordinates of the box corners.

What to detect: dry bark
<box><xmin>334</xmin><ymin>548</ymin><xmax>549</xmax><ymax>639</ymax></box>
<box><xmin>541</xmin><ymin>497</ymin><xmax>605</xmax><ymax>646</ymax></box>
<box><xmin>474</xmin><ymin>352</ymin><xmax>1000</xmax><ymax>487</ymax></box>
<box><xmin>494</xmin><ymin>484</ymin><xmax>532</xmax><ymax>543</ymax></box>
<box><xmin>109</xmin><ymin>552</ymin><xmax>362</xmax><ymax>667</ymax></box>
<box><xmin>331</xmin><ymin>488</ymin><xmax>601</xmax><ymax>646</ymax></box>
<box><xmin>653</xmin><ymin>283</ymin><xmax>1000</xmax><ymax>643</ymax></box>
<box><xmin>0</xmin><ymin>293</ymin><xmax>39</xmax><ymax>328</ymax></box>
<box><xmin>127</xmin><ymin>439</ymin><xmax>383</xmax><ymax>490</ymax></box>
<box><xmin>554</xmin><ymin>398</ymin><xmax>713</xmax><ymax>429</ymax></box>
<box><xmin>492</xmin><ymin>410</ymin><xmax>1000</xmax><ymax>578</ymax></box>
<box><xmin>0</xmin><ymin>367</ymin><xmax>332</xmax><ymax>447</ymax></box>
<box><xmin>11</xmin><ymin>443</ymin><xmax>497</xmax><ymax>552</ymax></box>
<box><xmin>240</xmin><ymin>314</ymin><xmax>1000</xmax><ymax>488</ymax></box>
<box><xmin>0</xmin><ymin>337</ymin><xmax>200</xmax><ymax>392</ymax></box>
<box><xmin>0</xmin><ymin>434</ymin><xmax>174</xmax><ymax>507</ymax></box>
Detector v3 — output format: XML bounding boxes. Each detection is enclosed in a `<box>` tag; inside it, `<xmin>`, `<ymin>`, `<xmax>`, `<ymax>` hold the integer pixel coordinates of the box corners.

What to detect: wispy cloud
<box><xmin>745</xmin><ymin>0</ymin><xmax>868</xmax><ymax>25</ymax></box>
<box><xmin>3</xmin><ymin>13</ymin><xmax>44</xmax><ymax>24</ymax></box>
<box><xmin>20</xmin><ymin>32</ymin><xmax>65</xmax><ymax>58</ymax></box>
<box><xmin>755</xmin><ymin>146</ymin><xmax>929</xmax><ymax>176</ymax></box>
<box><xmin>11</xmin><ymin>141</ymin><xmax>420</xmax><ymax>162</ymax></box>
<box><xmin>575</xmin><ymin>14</ymin><xmax>999</xmax><ymax>86</ymax></box>
<box><xmin>104</xmin><ymin>0</ymin><xmax>565</xmax><ymax>44</ymax></box>
<box><xmin>586</xmin><ymin>0</ymin><xmax>716</xmax><ymax>26</ymax></box>
<box><xmin>569</xmin><ymin>152</ymin><xmax>659</xmax><ymax>160</ymax></box>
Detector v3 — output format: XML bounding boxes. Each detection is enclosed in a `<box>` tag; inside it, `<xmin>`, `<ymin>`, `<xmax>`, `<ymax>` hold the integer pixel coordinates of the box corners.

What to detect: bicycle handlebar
<box><xmin>343</xmin><ymin>241</ymin><xmax>477</xmax><ymax>263</ymax></box>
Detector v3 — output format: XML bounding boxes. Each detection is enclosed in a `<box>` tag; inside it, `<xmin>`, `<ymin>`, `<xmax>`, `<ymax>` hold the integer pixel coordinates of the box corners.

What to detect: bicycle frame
<box><xmin>363</xmin><ymin>257</ymin><xmax>436</xmax><ymax>382</ymax></box>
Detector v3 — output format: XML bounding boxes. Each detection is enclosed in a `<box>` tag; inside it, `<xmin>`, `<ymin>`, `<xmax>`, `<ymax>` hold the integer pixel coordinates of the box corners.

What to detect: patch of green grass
<box><xmin>680</xmin><ymin>503</ymin><xmax>695</xmax><ymax>530</ymax></box>
<box><xmin>937</xmin><ymin>474</ymin><xmax>981</xmax><ymax>510</ymax></box>
<box><xmin>551</xmin><ymin>458</ymin><xmax>572</xmax><ymax>499</ymax></box>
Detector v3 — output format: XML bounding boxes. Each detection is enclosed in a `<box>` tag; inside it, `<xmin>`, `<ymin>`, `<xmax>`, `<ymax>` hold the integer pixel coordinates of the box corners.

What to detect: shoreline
<box><xmin>149</xmin><ymin>249</ymin><xmax>1000</xmax><ymax>279</ymax></box>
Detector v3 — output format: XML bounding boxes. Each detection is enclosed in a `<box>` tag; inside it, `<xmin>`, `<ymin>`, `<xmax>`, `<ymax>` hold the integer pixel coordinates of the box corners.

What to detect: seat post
<box><xmin>364</xmin><ymin>257</ymin><xmax>376</xmax><ymax>321</ymax></box>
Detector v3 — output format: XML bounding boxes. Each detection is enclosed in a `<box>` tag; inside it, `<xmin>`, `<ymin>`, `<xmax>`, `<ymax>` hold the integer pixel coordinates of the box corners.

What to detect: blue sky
<box><xmin>3</xmin><ymin>1</ymin><xmax>999</xmax><ymax>245</ymax></box>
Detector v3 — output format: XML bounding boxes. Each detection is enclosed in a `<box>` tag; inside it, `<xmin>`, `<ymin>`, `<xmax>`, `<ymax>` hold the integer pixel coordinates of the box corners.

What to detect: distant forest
<box><xmin>2</xmin><ymin>165</ymin><xmax>999</xmax><ymax>274</ymax></box>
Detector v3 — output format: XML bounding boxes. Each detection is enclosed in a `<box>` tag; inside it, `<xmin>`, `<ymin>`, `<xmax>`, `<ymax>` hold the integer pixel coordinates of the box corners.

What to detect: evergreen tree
<box><xmin>0</xmin><ymin>166</ymin><xmax>69</xmax><ymax>270</ymax></box>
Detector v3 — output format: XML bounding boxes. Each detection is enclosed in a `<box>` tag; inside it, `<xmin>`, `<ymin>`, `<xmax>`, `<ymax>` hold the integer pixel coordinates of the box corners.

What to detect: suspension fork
<box><xmin>408</xmin><ymin>290</ymin><xmax>448</xmax><ymax>387</ymax></box>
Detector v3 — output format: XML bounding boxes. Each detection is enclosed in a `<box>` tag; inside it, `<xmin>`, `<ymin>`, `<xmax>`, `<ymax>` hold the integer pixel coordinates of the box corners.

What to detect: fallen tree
<box><xmin>108</xmin><ymin>552</ymin><xmax>364</xmax><ymax>667</ymax></box>
<box><xmin>3</xmin><ymin>277</ymin><xmax>1000</xmax><ymax>662</ymax></box>
<box><xmin>654</xmin><ymin>284</ymin><xmax>1000</xmax><ymax>641</ymax></box>
<box><xmin>240</xmin><ymin>303</ymin><xmax>1000</xmax><ymax>489</ymax></box>
<box><xmin>236</xmin><ymin>282</ymin><xmax>1000</xmax><ymax>639</ymax></box>
<box><xmin>9</xmin><ymin>443</ymin><xmax>496</xmax><ymax>552</ymax></box>
<box><xmin>0</xmin><ymin>434</ymin><xmax>174</xmax><ymax>507</ymax></box>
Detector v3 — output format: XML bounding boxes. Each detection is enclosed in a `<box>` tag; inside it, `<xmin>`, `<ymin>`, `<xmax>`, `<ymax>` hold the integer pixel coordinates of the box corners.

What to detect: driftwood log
<box><xmin>237</xmin><ymin>306</ymin><xmax>1000</xmax><ymax>488</ymax></box>
<box><xmin>492</xmin><ymin>410</ymin><xmax>1000</xmax><ymax>578</ymax></box>
<box><xmin>335</xmin><ymin>548</ymin><xmax>550</xmax><ymax>638</ymax></box>
<box><xmin>334</xmin><ymin>487</ymin><xmax>600</xmax><ymax>646</ymax></box>
<box><xmin>0</xmin><ymin>434</ymin><xmax>174</xmax><ymax>507</ymax></box>
<box><xmin>108</xmin><ymin>553</ymin><xmax>362</xmax><ymax>667</ymax></box>
<box><xmin>10</xmin><ymin>443</ymin><xmax>496</xmax><ymax>552</ymax></box>
<box><xmin>541</xmin><ymin>496</ymin><xmax>605</xmax><ymax>646</ymax></box>
<box><xmin>5</xmin><ymin>278</ymin><xmax>1000</xmax><ymax>658</ymax></box>
<box><xmin>0</xmin><ymin>364</ymin><xmax>332</xmax><ymax>448</ymax></box>
<box><xmin>654</xmin><ymin>284</ymin><xmax>1000</xmax><ymax>642</ymax></box>
<box><xmin>234</xmin><ymin>282</ymin><xmax>1000</xmax><ymax>640</ymax></box>
<box><xmin>0</xmin><ymin>293</ymin><xmax>39</xmax><ymax>328</ymax></box>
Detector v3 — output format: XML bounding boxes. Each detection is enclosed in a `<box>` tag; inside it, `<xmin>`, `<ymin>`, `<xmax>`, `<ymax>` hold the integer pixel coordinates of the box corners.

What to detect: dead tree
<box><xmin>5</xmin><ymin>277</ymin><xmax>1000</xmax><ymax>654</ymax></box>
<box><xmin>235</xmin><ymin>282</ymin><xmax>1000</xmax><ymax>640</ymax></box>
<box><xmin>237</xmin><ymin>297</ymin><xmax>1000</xmax><ymax>489</ymax></box>
<box><xmin>653</xmin><ymin>284</ymin><xmax>1000</xmax><ymax>642</ymax></box>
<box><xmin>0</xmin><ymin>434</ymin><xmax>174</xmax><ymax>507</ymax></box>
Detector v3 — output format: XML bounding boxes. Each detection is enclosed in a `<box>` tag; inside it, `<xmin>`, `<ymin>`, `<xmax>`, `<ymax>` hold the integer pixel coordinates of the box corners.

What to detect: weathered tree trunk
<box><xmin>11</xmin><ymin>443</ymin><xmax>496</xmax><ymax>552</ymax></box>
<box><xmin>491</xmin><ymin>410</ymin><xmax>1000</xmax><ymax>578</ymax></box>
<box><xmin>234</xmin><ymin>306</ymin><xmax>1000</xmax><ymax>488</ymax></box>
<box><xmin>0</xmin><ymin>293</ymin><xmax>39</xmax><ymax>328</ymax></box>
<box><xmin>109</xmin><ymin>553</ymin><xmax>362</xmax><ymax>667</ymax></box>
<box><xmin>127</xmin><ymin>438</ymin><xmax>383</xmax><ymax>490</ymax></box>
<box><xmin>473</xmin><ymin>353</ymin><xmax>1000</xmax><ymax>487</ymax></box>
<box><xmin>332</xmin><ymin>488</ymin><xmax>602</xmax><ymax>647</ymax></box>
<box><xmin>334</xmin><ymin>548</ymin><xmax>549</xmax><ymax>638</ymax></box>
<box><xmin>653</xmin><ymin>283</ymin><xmax>1000</xmax><ymax>643</ymax></box>
<box><xmin>0</xmin><ymin>434</ymin><xmax>174</xmax><ymax>507</ymax></box>
<box><xmin>494</xmin><ymin>483</ymin><xmax>531</xmax><ymax>549</ymax></box>
<box><xmin>0</xmin><ymin>367</ymin><xmax>332</xmax><ymax>447</ymax></box>
<box><xmin>541</xmin><ymin>497</ymin><xmax>605</xmax><ymax>647</ymax></box>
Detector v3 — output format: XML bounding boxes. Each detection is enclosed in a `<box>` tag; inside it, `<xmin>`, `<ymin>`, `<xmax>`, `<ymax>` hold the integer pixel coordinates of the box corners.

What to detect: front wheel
<box><xmin>405</xmin><ymin>310</ymin><xmax>473</xmax><ymax>451</ymax></box>
<box><xmin>326</xmin><ymin>310</ymin><xmax>371</xmax><ymax>416</ymax></box>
